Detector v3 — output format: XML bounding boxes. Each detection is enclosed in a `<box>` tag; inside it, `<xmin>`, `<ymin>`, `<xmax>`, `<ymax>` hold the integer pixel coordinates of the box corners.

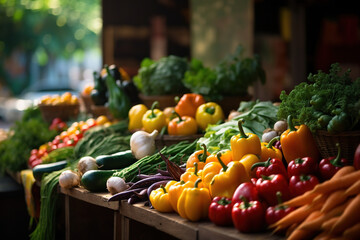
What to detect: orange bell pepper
<box><xmin>205</xmin><ymin>149</ymin><xmax>233</xmax><ymax>165</ymax></box>
<box><xmin>201</xmin><ymin>161</ymin><xmax>222</xmax><ymax>189</ymax></box>
<box><xmin>167</xmin><ymin>112</ymin><xmax>198</xmax><ymax>136</ymax></box>
<box><xmin>231</xmin><ymin>120</ymin><xmax>261</xmax><ymax>161</ymax></box>
<box><xmin>180</xmin><ymin>162</ymin><xmax>202</xmax><ymax>183</ymax></box>
<box><xmin>280</xmin><ymin>115</ymin><xmax>320</xmax><ymax>164</ymax></box>
<box><xmin>186</xmin><ymin>143</ymin><xmax>210</xmax><ymax>170</ymax></box>
<box><xmin>168</xmin><ymin>180</ymin><xmax>194</xmax><ymax>213</ymax></box>
<box><xmin>175</xmin><ymin>93</ymin><xmax>205</xmax><ymax>118</ymax></box>
<box><xmin>260</xmin><ymin>136</ymin><xmax>283</xmax><ymax>162</ymax></box>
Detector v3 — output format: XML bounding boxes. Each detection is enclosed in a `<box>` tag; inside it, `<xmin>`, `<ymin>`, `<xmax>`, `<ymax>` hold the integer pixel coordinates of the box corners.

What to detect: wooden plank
<box><xmin>198</xmin><ymin>222</ymin><xmax>284</xmax><ymax>240</ymax></box>
<box><xmin>60</xmin><ymin>187</ymin><xmax>119</xmax><ymax>210</ymax></box>
<box><xmin>120</xmin><ymin>201</ymin><xmax>198</xmax><ymax>240</ymax></box>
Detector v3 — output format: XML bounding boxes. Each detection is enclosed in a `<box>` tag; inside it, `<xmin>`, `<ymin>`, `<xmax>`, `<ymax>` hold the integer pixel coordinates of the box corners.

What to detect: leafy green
<box><xmin>277</xmin><ymin>63</ymin><xmax>360</xmax><ymax>133</ymax></box>
<box><xmin>197</xmin><ymin>100</ymin><xmax>278</xmax><ymax>153</ymax></box>
<box><xmin>133</xmin><ymin>55</ymin><xmax>189</xmax><ymax>96</ymax></box>
<box><xmin>0</xmin><ymin>107</ymin><xmax>57</xmax><ymax>174</ymax></box>
<box><xmin>183</xmin><ymin>46</ymin><xmax>266</xmax><ymax>101</ymax></box>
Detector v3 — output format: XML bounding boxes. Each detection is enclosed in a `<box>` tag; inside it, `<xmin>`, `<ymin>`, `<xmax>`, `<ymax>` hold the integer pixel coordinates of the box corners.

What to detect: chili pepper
<box><xmin>232</xmin><ymin>182</ymin><xmax>259</xmax><ymax>204</ymax></box>
<box><xmin>186</xmin><ymin>143</ymin><xmax>209</xmax><ymax>170</ymax></box>
<box><xmin>142</xmin><ymin>101</ymin><xmax>167</xmax><ymax>133</ymax></box>
<box><xmin>265</xmin><ymin>191</ymin><xmax>296</xmax><ymax>226</ymax></box>
<box><xmin>255</xmin><ymin>174</ymin><xmax>290</xmax><ymax>206</ymax></box>
<box><xmin>175</xmin><ymin>93</ymin><xmax>205</xmax><ymax>118</ymax></box>
<box><xmin>208</xmin><ymin>196</ymin><xmax>234</xmax><ymax>226</ymax></box>
<box><xmin>231</xmin><ymin>120</ymin><xmax>261</xmax><ymax>161</ymax></box>
<box><xmin>128</xmin><ymin>104</ymin><xmax>148</xmax><ymax>132</ymax></box>
<box><xmin>239</xmin><ymin>154</ymin><xmax>261</xmax><ymax>178</ymax></box>
<box><xmin>195</xmin><ymin>102</ymin><xmax>224</xmax><ymax>131</ymax></box>
<box><xmin>201</xmin><ymin>161</ymin><xmax>222</xmax><ymax>189</ymax></box>
<box><xmin>280</xmin><ymin>115</ymin><xmax>320</xmax><ymax>164</ymax></box>
<box><xmin>354</xmin><ymin>144</ymin><xmax>360</xmax><ymax>170</ymax></box>
<box><xmin>180</xmin><ymin>162</ymin><xmax>202</xmax><ymax>183</ymax></box>
<box><xmin>251</xmin><ymin>158</ymin><xmax>288</xmax><ymax>180</ymax></box>
<box><xmin>167</xmin><ymin>111</ymin><xmax>198</xmax><ymax>136</ymax></box>
<box><xmin>319</xmin><ymin>143</ymin><xmax>349</xmax><ymax>180</ymax></box>
<box><xmin>149</xmin><ymin>183</ymin><xmax>173</xmax><ymax>213</ymax></box>
<box><xmin>209</xmin><ymin>152</ymin><xmax>250</xmax><ymax>198</ymax></box>
<box><xmin>205</xmin><ymin>149</ymin><xmax>233</xmax><ymax>165</ymax></box>
<box><xmin>231</xmin><ymin>197</ymin><xmax>265</xmax><ymax>233</ymax></box>
<box><xmin>177</xmin><ymin>179</ymin><xmax>212</xmax><ymax>221</ymax></box>
<box><xmin>289</xmin><ymin>174</ymin><xmax>319</xmax><ymax>198</ymax></box>
<box><xmin>260</xmin><ymin>136</ymin><xmax>283</xmax><ymax>162</ymax></box>
<box><xmin>287</xmin><ymin>156</ymin><xmax>318</xmax><ymax>177</ymax></box>
<box><xmin>168</xmin><ymin>180</ymin><xmax>194</xmax><ymax>213</ymax></box>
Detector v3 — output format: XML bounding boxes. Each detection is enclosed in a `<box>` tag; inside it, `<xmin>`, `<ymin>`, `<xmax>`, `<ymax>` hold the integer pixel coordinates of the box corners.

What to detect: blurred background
<box><xmin>1</xmin><ymin>0</ymin><xmax>360</xmax><ymax>124</ymax></box>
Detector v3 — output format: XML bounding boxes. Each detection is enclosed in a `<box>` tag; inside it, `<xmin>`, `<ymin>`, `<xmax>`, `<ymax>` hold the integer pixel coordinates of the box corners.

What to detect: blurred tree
<box><xmin>0</xmin><ymin>0</ymin><xmax>101</xmax><ymax>95</ymax></box>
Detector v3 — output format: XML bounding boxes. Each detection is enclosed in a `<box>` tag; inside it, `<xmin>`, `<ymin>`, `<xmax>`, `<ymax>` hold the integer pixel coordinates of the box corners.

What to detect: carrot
<box><xmin>321</xmin><ymin>189</ymin><xmax>347</xmax><ymax>213</ymax></box>
<box><xmin>285</xmin><ymin>223</ymin><xmax>299</xmax><ymax>237</ymax></box>
<box><xmin>282</xmin><ymin>191</ymin><xmax>319</xmax><ymax>207</ymax></box>
<box><xmin>311</xmin><ymin>170</ymin><xmax>360</xmax><ymax>195</ymax></box>
<box><xmin>287</xmin><ymin>211</ymin><xmax>322</xmax><ymax>240</ymax></box>
<box><xmin>313</xmin><ymin>232</ymin><xmax>342</xmax><ymax>240</ymax></box>
<box><xmin>269</xmin><ymin>198</ymin><xmax>324</xmax><ymax>230</ymax></box>
<box><xmin>321</xmin><ymin>217</ymin><xmax>339</xmax><ymax>232</ymax></box>
<box><xmin>300</xmin><ymin>198</ymin><xmax>351</xmax><ymax>231</ymax></box>
<box><xmin>343</xmin><ymin>222</ymin><xmax>360</xmax><ymax>239</ymax></box>
<box><xmin>344</xmin><ymin>179</ymin><xmax>360</xmax><ymax>197</ymax></box>
<box><xmin>331</xmin><ymin>194</ymin><xmax>360</xmax><ymax>235</ymax></box>
<box><xmin>331</xmin><ymin>165</ymin><xmax>355</xmax><ymax>179</ymax></box>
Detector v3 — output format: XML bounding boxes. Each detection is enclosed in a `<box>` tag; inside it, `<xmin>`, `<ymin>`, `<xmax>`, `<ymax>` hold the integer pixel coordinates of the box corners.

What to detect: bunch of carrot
<box><xmin>269</xmin><ymin>166</ymin><xmax>360</xmax><ymax>240</ymax></box>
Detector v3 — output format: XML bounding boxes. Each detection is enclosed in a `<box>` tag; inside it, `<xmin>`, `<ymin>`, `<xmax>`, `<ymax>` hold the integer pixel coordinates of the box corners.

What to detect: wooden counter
<box><xmin>60</xmin><ymin>187</ymin><xmax>284</xmax><ymax>240</ymax></box>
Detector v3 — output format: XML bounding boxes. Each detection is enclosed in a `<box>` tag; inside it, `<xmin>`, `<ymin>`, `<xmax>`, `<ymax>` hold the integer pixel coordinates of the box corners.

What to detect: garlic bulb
<box><xmin>59</xmin><ymin>170</ymin><xmax>81</xmax><ymax>189</ymax></box>
<box><xmin>77</xmin><ymin>156</ymin><xmax>98</xmax><ymax>176</ymax></box>
<box><xmin>130</xmin><ymin>130</ymin><xmax>158</xmax><ymax>159</ymax></box>
<box><xmin>106</xmin><ymin>176</ymin><xmax>129</xmax><ymax>195</ymax></box>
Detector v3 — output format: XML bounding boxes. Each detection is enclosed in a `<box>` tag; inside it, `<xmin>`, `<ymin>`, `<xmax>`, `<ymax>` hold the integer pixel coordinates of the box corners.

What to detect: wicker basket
<box><xmin>155</xmin><ymin>134</ymin><xmax>203</xmax><ymax>149</ymax></box>
<box><xmin>80</xmin><ymin>93</ymin><xmax>94</xmax><ymax>114</ymax></box>
<box><xmin>39</xmin><ymin>104</ymin><xmax>80</xmax><ymax>123</ymax></box>
<box><xmin>90</xmin><ymin>105</ymin><xmax>113</xmax><ymax>120</ymax></box>
<box><xmin>313</xmin><ymin>130</ymin><xmax>360</xmax><ymax>161</ymax></box>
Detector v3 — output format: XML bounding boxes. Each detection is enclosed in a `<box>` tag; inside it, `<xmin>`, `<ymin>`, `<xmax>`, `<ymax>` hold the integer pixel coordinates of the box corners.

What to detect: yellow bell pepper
<box><xmin>239</xmin><ymin>154</ymin><xmax>261</xmax><ymax>178</ymax></box>
<box><xmin>168</xmin><ymin>180</ymin><xmax>194</xmax><ymax>212</ymax></box>
<box><xmin>201</xmin><ymin>161</ymin><xmax>222</xmax><ymax>189</ymax></box>
<box><xmin>260</xmin><ymin>136</ymin><xmax>283</xmax><ymax>162</ymax></box>
<box><xmin>128</xmin><ymin>104</ymin><xmax>148</xmax><ymax>132</ymax></box>
<box><xmin>177</xmin><ymin>179</ymin><xmax>212</xmax><ymax>221</ymax></box>
<box><xmin>180</xmin><ymin>162</ymin><xmax>202</xmax><ymax>183</ymax></box>
<box><xmin>142</xmin><ymin>101</ymin><xmax>167</xmax><ymax>133</ymax></box>
<box><xmin>209</xmin><ymin>152</ymin><xmax>250</xmax><ymax>198</ymax></box>
<box><xmin>230</xmin><ymin>120</ymin><xmax>261</xmax><ymax>161</ymax></box>
<box><xmin>149</xmin><ymin>182</ymin><xmax>173</xmax><ymax>213</ymax></box>
<box><xmin>195</xmin><ymin>102</ymin><xmax>224</xmax><ymax>131</ymax></box>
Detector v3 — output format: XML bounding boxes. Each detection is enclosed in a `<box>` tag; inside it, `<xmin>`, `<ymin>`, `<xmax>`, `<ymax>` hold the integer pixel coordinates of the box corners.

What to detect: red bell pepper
<box><xmin>265</xmin><ymin>191</ymin><xmax>296</xmax><ymax>226</ymax></box>
<box><xmin>319</xmin><ymin>143</ymin><xmax>349</xmax><ymax>180</ymax></box>
<box><xmin>255</xmin><ymin>174</ymin><xmax>290</xmax><ymax>206</ymax></box>
<box><xmin>231</xmin><ymin>197</ymin><xmax>265</xmax><ymax>233</ymax></box>
<box><xmin>251</xmin><ymin>158</ymin><xmax>288</xmax><ymax>180</ymax></box>
<box><xmin>208</xmin><ymin>196</ymin><xmax>233</xmax><ymax>226</ymax></box>
<box><xmin>354</xmin><ymin>144</ymin><xmax>360</xmax><ymax>170</ymax></box>
<box><xmin>232</xmin><ymin>182</ymin><xmax>259</xmax><ymax>204</ymax></box>
<box><xmin>289</xmin><ymin>174</ymin><xmax>319</xmax><ymax>198</ymax></box>
<box><xmin>287</xmin><ymin>157</ymin><xmax>318</xmax><ymax>177</ymax></box>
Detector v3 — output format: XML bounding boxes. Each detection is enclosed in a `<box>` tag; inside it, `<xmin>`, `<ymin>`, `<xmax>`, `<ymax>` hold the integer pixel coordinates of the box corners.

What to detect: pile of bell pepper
<box><xmin>128</xmin><ymin>93</ymin><xmax>225</xmax><ymax>135</ymax></box>
<box><xmin>148</xmin><ymin>115</ymin><xmax>357</xmax><ymax>234</ymax></box>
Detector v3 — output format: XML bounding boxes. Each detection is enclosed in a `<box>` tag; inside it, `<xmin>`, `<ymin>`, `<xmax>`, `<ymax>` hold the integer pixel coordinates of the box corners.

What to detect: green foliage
<box><xmin>277</xmin><ymin>63</ymin><xmax>360</xmax><ymax>133</ymax></box>
<box><xmin>0</xmin><ymin>106</ymin><xmax>57</xmax><ymax>173</ymax></box>
<box><xmin>183</xmin><ymin>46</ymin><xmax>266</xmax><ymax>101</ymax></box>
<box><xmin>133</xmin><ymin>55</ymin><xmax>189</xmax><ymax>96</ymax></box>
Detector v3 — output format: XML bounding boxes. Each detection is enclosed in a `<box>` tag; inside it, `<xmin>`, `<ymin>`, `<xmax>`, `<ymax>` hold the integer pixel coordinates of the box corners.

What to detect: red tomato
<box><xmin>30</xmin><ymin>149</ymin><xmax>38</xmax><ymax>156</ymax></box>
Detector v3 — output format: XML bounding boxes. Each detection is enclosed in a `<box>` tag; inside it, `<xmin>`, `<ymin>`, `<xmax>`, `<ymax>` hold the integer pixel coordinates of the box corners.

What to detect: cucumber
<box><xmin>95</xmin><ymin>150</ymin><xmax>136</xmax><ymax>170</ymax></box>
<box><xmin>32</xmin><ymin>160</ymin><xmax>68</xmax><ymax>182</ymax></box>
<box><xmin>81</xmin><ymin>169</ymin><xmax>117</xmax><ymax>192</ymax></box>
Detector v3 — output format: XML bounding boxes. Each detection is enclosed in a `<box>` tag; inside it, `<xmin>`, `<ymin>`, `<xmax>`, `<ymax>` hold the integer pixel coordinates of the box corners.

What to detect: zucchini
<box><xmin>32</xmin><ymin>160</ymin><xmax>68</xmax><ymax>182</ymax></box>
<box><xmin>81</xmin><ymin>169</ymin><xmax>117</xmax><ymax>192</ymax></box>
<box><xmin>95</xmin><ymin>150</ymin><xmax>136</xmax><ymax>170</ymax></box>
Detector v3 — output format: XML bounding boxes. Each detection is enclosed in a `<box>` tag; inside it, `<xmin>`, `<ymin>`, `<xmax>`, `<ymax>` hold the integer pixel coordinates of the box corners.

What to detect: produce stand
<box><xmin>59</xmin><ymin>186</ymin><xmax>284</xmax><ymax>240</ymax></box>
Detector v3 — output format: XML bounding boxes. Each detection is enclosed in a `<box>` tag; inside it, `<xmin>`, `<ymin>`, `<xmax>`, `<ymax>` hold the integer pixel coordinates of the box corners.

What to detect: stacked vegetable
<box><xmin>128</xmin><ymin>93</ymin><xmax>225</xmax><ymax>135</ymax></box>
